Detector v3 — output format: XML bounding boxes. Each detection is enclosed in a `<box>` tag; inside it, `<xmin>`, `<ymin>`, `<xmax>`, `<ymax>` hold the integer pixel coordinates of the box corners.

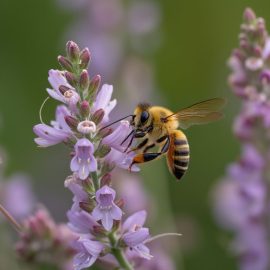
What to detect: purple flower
<box><xmin>67</xmin><ymin>209</ymin><xmax>99</xmax><ymax>234</ymax></box>
<box><xmin>232</xmin><ymin>223</ymin><xmax>269</xmax><ymax>270</ymax></box>
<box><xmin>92</xmin><ymin>185</ymin><xmax>122</xmax><ymax>231</ymax></box>
<box><xmin>105</xmin><ymin>148</ymin><xmax>140</xmax><ymax>172</ymax></box>
<box><xmin>33</xmin><ymin>123</ymin><xmax>71</xmax><ymax>147</ymax></box>
<box><xmin>1</xmin><ymin>175</ymin><xmax>36</xmax><ymax>220</ymax></box>
<box><xmin>92</xmin><ymin>84</ymin><xmax>116</xmax><ymax>124</ymax></box>
<box><xmin>73</xmin><ymin>237</ymin><xmax>104</xmax><ymax>270</ymax></box>
<box><xmin>47</xmin><ymin>69</ymin><xmax>80</xmax><ymax>111</ymax></box>
<box><xmin>122</xmin><ymin>210</ymin><xmax>152</xmax><ymax>260</ymax></box>
<box><xmin>70</xmin><ymin>139</ymin><xmax>97</xmax><ymax>180</ymax></box>
<box><xmin>51</xmin><ymin>105</ymin><xmax>72</xmax><ymax>133</ymax></box>
<box><xmin>102</xmin><ymin>120</ymin><xmax>133</xmax><ymax>152</ymax></box>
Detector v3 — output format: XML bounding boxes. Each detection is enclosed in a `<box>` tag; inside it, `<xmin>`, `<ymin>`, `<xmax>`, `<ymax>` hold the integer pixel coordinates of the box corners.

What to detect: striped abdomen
<box><xmin>166</xmin><ymin>130</ymin><xmax>190</xmax><ymax>180</ymax></box>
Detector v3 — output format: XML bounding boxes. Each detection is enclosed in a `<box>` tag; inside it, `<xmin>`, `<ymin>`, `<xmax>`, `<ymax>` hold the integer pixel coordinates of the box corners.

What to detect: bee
<box><xmin>102</xmin><ymin>98</ymin><xmax>226</xmax><ymax>180</ymax></box>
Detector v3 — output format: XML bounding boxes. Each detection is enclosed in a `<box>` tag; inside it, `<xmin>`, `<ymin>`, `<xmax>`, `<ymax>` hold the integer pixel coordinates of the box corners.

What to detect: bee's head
<box><xmin>133</xmin><ymin>103</ymin><xmax>152</xmax><ymax>129</ymax></box>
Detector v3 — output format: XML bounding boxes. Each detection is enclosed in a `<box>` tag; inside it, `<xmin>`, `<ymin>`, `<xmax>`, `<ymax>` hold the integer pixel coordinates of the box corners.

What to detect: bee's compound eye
<box><xmin>140</xmin><ymin>111</ymin><xmax>149</xmax><ymax>124</ymax></box>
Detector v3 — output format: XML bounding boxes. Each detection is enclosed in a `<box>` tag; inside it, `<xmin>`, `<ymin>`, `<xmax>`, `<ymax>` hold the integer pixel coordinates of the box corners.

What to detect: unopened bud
<box><xmin>80</xmin><ymin>48</ymin><xmax>91</xmax><ymax>69</ymax></box>
<box><xmin>79</xmin><ymin>201</ymin><xmax>95</xmax><ymax>212</ymax></box>
<box><xmin>115</xmin><ymin>198</ymin><xmax>124</xmax><ymax>208</ymax></box>
<box><xmin>92</xmin><ymin>225</ymin><xmax>107</xmax><ymax>237</ymax></box>
<box><xmin>66</xmin><ymin>41</ymin><xmax>80</xmax><ymax>62</ymax></box>
<box><xmin>80</xmin><ymin>70</ymin><xmax>90</xmax><ymax>90</ymax></box>
<box><xmin>87</xmin><ymin>74</ymin><xmax>101</xmax><ymax>100</ymax></box>
<box><xmin>80</xmin><ymin>100</ymin><xmax>90</xmax><ymax>117</ymax></box>
<box><xmin>100</xmin><ymin>173</ymin><xmax>112</xmax><ymax>187</ymax></box>
<box><xmin>97</xmin><ymin>127</ymin><xmax>113</xmax><ymax>138</ymax></box>
<box><xmin>65</xmin><ymin>71</ymin><xmax>77</xmax><ymax>87</ymax></box>
<box><xmin>95</xmin><ymin>144</ymin><xmax>111</xmax><ymax>158</ymax></box>
<box><xmin>58</xmin><ymin>56</ymin><xmax>73</xmax><ymax>72</ymax></box>
<box><xmin>65</xmin><ymin>115</ymin><xmax>79</xmax><ymax>129</ymax></box>
<box><xmin>81</xmin><ymin>178</ymin><xmax>95</xmax><ymax>194</ymax></box>
<box><xmin>91</xmin><ymin>109</ymin><xmax>105</xmax><ymax>125</ymax></box>
<box><xmin>100</xmin><ymin>162</ymin><xmax>115</xmax><ymax>175</ymax></box>
<box><xmin>243</xmin><ymin>8</ymin><xmax>256</xmax><ymax>23</ymax></box>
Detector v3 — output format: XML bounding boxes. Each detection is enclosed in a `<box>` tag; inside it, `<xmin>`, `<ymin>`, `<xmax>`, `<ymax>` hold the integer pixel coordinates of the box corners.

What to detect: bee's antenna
<box><xmin>39</xmin><ymin>96</ymin><xmax>50</xmax><ymax>125</ymax></box>
<box><xmin>99</xmin><ymin>115</ymin><xmax>134</xmax><ymax>130</ymax></box>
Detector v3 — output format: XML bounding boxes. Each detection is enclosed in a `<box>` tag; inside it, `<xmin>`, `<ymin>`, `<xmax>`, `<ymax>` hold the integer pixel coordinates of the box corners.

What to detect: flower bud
<box><xmin>79</xmin><ymin>201</ymin><xmax>95</xmax><ymax>213</ymax></box>
<box><xmin>80</xmin><ymin>100</ymin><xmax>90</xmax><ymax>117</ymax></box>
<box><xmin>115</xmin><ymin>198</ymin><xmax>124</xmax><ymax>208</ymax></box>
<box><xmin>100</xmin><ymin>173</ymin><xmax>112</xmax><ymax>187</ymax></box>
<box><xmin>91</xmin><ymin>109</ymin><xmax>105</xmax><ymax>125</ymax></box>
<box><xmin>95</xmin><ymin>144</ymin><xmax>111</xmax><ymax>158</ymax></box>
<box><xmin>92</xmin><ymin>225</ymin><xmax>107</xmax><ymax>237</ymax></box>
<box><xmin>243</xmin><ymin>8</ymin><xmax>256</xmax><ymax>23</ymax></box>
<box><xmin>65</xmin><ymin>116</ymin><xmax>79</xmax><ymax>129</ymax></box>
<box><xmin>66</xmin><ymin>41</ymin><xmax>80</xmax><ymax>62</ymax></box>
<box><xmin>79</xmin><ymin>70</ymin><xmax>90</xmax><ymax>90</ymax></box>
<box><xmin>80</xmin><ymin>48</ymin><xmax>91</xmax><ymax>69</ymax></box>
<box><xmin>97</xmin><ymin>127</ymin><xmax>113</xmax><ymax>139</ymax></box>
<box><xmin>81</xmin><ymin>178</ymin><xmax>95</xmax><ymax>194</ymax></box>
<box><xmin>58</xmin><ymin>56</ymin><xmax>73</xmax><ymax>72</ymax></box>
<box><xmin>64</xmin><ymin>71</ymin><xmax>77</xmax><ymax>87</ymax></box>
<box><xmin>87</xmin><ymin>74</ymin><xmax>101</xmax><ymax>100</ymax></box>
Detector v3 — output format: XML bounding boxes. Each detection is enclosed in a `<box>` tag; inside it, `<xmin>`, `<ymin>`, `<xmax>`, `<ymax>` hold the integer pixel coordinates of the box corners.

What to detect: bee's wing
<box><xmin>163</xmin><ymin>98</ymin><xmax>226</xmax><ymax>129</ymax></box>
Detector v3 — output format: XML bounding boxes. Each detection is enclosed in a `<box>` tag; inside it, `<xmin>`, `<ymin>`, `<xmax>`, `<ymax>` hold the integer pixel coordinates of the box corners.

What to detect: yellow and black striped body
<box><xmin>167</xmin><ymin>130</ymin><xmax>190</xmax><ymax>180</ymax></box>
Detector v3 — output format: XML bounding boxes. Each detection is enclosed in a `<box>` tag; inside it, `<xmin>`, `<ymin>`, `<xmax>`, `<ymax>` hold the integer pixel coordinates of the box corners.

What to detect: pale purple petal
<box><xmin>122</xmin><ymin>210</ymin><xmax>147</xmax><ymax>232</ymax></box>
<box><xmin>105</xmin><ymin>148</ymin><xmax>140</xmax><ymax>172</ymax></box>
<box><xmin>101</xmin><ymin>211</ymin><xmax>114</xmax><ymax>231</ymax></box>
<box><xmin>92</xmin><ymin>207</ymin><xmax>103</xmax><ymax>221</ymax></box>
<box><xmin>110</xmin><ymin>205</ymin><xmax>123</xmax><ymax>220</ymax></box>
<box><xmin>123</xmin><ymin>228</ymin><xmax>150</xmax><ymax>247</ymax></box>
<box><xmin>48</xmin><ymin>69</ymin><xmax>72</xmax><ymax>92</ymax></box>
<box><xmin>67</xmin><ymin>210</ymin><xmax>98</xmax><ymax>234</ymax></box>
<box><xmin>102</xmin><ymin>120</ymin><xmax>133</xmax><ymax>151</ymax></box>
<box><xmin>47</xmin><ymin>88</ymin><xmax>65</xmax><ymax>102</ymax></box>
<box><xmin>92</xmin><ymin>84</ymin><xmax>117</xmax><ymax>123</ymax></box>
<box><xmin>51</xmin><ymin>105</ymin><xmax>72</xmax><ymax>132</ymax></box>
<box><xmin>33</xmin><ymin>124</ymin><xmax>70</xmax><ymax>147</ymax></box>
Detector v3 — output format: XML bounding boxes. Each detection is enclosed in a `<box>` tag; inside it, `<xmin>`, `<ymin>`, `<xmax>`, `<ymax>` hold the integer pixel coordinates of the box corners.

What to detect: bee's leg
<box><xmin>143</xmin><ymin>143</ymin><xmax>155</xmax><ymax>153</ymax></box>
<box><xmin>129</xmin><ymin>136</ymin><xmax>170</xmax><ymax>170</ymax></box>
<box><xmin>127</xmin><ymin>138</ymin><xmax>149</xmax><ymax>153</ymax></box>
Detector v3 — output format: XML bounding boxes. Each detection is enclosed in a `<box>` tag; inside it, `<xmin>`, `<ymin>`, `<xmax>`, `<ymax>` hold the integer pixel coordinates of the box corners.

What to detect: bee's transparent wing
<box><xmin>163</xmin><ymin>98</ymin><xmax>226</xmax><ymax>129</ymax></box>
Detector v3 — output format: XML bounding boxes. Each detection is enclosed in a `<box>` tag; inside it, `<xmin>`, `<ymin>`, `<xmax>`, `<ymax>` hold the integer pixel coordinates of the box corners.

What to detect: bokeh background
<box><xmin>1</xmin><ymin>0</ymin><xmax>270</xmax><ymax>269</ymax></box>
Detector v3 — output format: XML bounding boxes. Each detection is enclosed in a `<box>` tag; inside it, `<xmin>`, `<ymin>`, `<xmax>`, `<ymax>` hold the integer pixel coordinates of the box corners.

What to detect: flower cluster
<box><xmin>32</xmin><ymin>41</ymin><xmax>178</xmax><ymax>270</ymax></box>
<box><xmin>213</xmin><ymin>8</ymin><xmax>270</xmax><ymax>270</ymax></box>
<box><xmin>15</xmin><ymin>207</ymin><xmax>76</xmax><ymax>270</ymax></box>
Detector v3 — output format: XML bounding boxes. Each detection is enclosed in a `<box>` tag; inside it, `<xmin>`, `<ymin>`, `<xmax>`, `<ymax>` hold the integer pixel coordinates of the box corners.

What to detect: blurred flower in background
<box><xmin>0</xmin><ymin>150</ymin><xmax>36</xmax><ymax>221</ymax></box>
<box><xmin>213</xmin><ymin>8</ymin><xmax>270</xmax><ymax>270</ymax></box>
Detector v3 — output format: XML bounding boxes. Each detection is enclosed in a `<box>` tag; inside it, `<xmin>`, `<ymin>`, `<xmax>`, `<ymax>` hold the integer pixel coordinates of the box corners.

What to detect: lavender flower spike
<box><xmin>92</xmin><ymin>185</ymin><xmax>122</xmax><ymax>231</ymax></box>
<box><xmin>70</xmin><ymin>138</ymin><xmax>97</xmax><ymax>180</ymax></box>
<box><xmin>73</xmin><ymin>237</ymin><xmax>104</xmax><ymax>270</ymax></box>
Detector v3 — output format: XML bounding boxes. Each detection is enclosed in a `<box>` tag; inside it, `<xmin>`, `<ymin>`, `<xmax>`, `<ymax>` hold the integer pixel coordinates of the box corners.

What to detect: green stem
<box><xmin>108</xmin><ymin>233</ymin><xmax>134</xmax><ymax>270</ymax></box>
<box><xmin>91</xmin><ymin>171</ymin><xmax>100</xmax><ymax>191</ymax></box>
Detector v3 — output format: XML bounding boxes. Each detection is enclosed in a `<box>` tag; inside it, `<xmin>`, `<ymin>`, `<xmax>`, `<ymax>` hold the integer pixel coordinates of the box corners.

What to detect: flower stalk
<box><xmin>32</xmin><ymin>40</ymin><xmax>179</xmax><ymax>269</ymax></box>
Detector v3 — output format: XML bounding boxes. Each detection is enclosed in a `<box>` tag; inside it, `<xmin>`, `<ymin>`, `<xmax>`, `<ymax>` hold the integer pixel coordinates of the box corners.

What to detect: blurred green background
<box><xmin>0</xmin><ymin>0</ymin><xmax>270</xmax><ymax>269</ymax></box>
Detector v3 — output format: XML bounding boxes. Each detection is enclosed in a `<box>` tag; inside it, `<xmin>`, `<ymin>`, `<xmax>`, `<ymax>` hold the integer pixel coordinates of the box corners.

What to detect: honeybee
<box><xmin>102</xmin><ymin>98</ymin><xmax>226</xmax><ymax>180</ymax></box>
